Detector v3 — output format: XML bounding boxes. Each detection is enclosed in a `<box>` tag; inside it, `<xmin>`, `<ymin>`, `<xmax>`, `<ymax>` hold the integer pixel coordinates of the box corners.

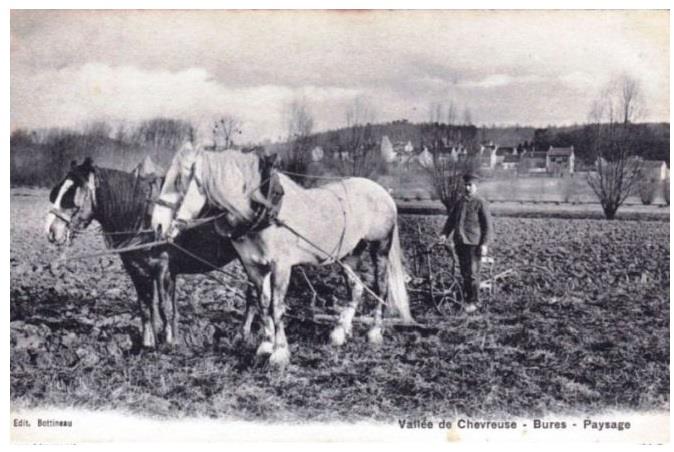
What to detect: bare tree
<box><xmin>446</xmin><ymin>100</ymin><xmax>457</xmax><ymax>126</ymax></box>
<box><xmin>281</xmin><ymin>98</ymin><xmax>315</xmax><ymax>181</ymax></box>
<box><xmin>427</xmin><ymin>153</ymin><xmax>479</xmax><ymax>211</ymax></box>
<box><xmin>428</xmin><ymin>100</ymin><xmax>458</xmax><ymax>125</ymax></box>
<box><xmin>587</xmin><ymin>75</ymin><xmax>643</xmax><ymax>220</ymax></box>
<box><xmin>462</xmin><ymin>106</ymin><xmax>473</xmax><ymax>126</ymax></box>
<box><xmin>334</xmin><ymin>96</ymin><xmax>383</xmax><ymax>178</ymax></box>
<box><xmin>429</xmin><ymin>102</ymin><xmax>444</xmax><ymax>123</ymax></box>
<box><xmin>421</xmin><ymin>122</ymin><xmax>479</xmax><ymax>211</ymax></box>
<box><xmin>84</xmin><ymin>121</ymin><xmax>112</xmax><ymax>139</ymax></box>
<box><xmin>212</xmin><ymin>115</ymin><xmax>242</xmax><ymax>150</ymax></box>
<box><xmin>618</xmin><ymin>74</ymin><xmax>641</xmax><ymax>125</ymax></box>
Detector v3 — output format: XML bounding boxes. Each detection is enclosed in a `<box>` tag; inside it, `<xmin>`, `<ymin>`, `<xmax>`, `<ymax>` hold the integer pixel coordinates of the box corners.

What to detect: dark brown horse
<box><xmin>45</xmin><ymin>158</ymin><xmax>252</xmax><ymax>348</ymax></box>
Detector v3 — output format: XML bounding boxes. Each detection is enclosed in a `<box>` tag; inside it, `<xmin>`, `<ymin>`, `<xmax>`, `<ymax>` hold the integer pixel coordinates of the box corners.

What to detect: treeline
<box><xmin>11</xmin><ymin>118</ymin><xmax>195</xmax><ymax>187</ymax></box>
<box><xmin>309</xmin><ymin>120</ymin><xmax>475</xmax><ymax>151</ymax></box>
<box><xmin>11</xmin><ymin>117</ymin><xmax>669</xmax><ymax>188</ymax></box>
<box><xmin>532</xmin><ymin>122</ymin><xmax>670</xmax><ymax>164</ymax></box>
<box><xmin>309</xmin><ymin>120</ymin><xmax>669</xmax><ymax>165</ymax></box>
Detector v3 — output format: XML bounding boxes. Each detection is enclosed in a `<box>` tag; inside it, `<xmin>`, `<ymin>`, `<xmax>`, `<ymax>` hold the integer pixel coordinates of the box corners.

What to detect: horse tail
<box><xmin>386</xmin><ymin>222</ymin><xmax>414</xmax><ymax>324</ymax></box>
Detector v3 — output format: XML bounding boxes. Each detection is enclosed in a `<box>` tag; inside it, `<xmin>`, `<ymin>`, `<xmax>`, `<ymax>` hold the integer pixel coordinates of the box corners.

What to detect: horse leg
<box><xmin>269</xmin><ymin>264</ymin><xmax>291</xmax><ymax>369</ymax></box>
<box><xmin>239</xmin><ymin>284</ymin><xmax>257</xmax><ymax>347</ymax></box>
<box><xmin>162</xmin><ymin>272</ymin><xmax>177</xmax><ymax>347</ymax></box>
<box><xmin>246</xmin><ymin>263</ymin><xmax>275</xmax><ymax>358</ymax></box>
<box><xmin>367</xmin><ymin>241</ymin><xmax>390</xmax><ymax>346</ymax></box>
<box><xmin>156</xmin><ymin>252</ymin><xmax>177</xmax><ymax>347</ymax></box>
<box><xmin>124</xmin><ymin>261</ymin><xmax>157</xmax><ymax>348</ymax></box>
<box><xmin>150</xmin><ymin>278</ymin><xmax>163</xmax><ymax>346</ymax></box>
<box><xmin>330</xmin><ymin>245</ymin><xmax>366</xmax><ymax>347</ymax></box>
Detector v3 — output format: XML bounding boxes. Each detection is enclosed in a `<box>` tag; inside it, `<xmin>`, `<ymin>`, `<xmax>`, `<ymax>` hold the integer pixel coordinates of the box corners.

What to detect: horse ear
<box><xmin>264</xmin><ymin>153</ymin><xmax>278</xmax><ymax>168</ymax></box>
<box><xmin>83</xmin><ymin>157</ymin><xmax>94</xmax><ymax>168</ymax></box>
<box><xmin>70</xmin><ymin>160</ymin><xmax>77</xmax><ymax>169</ymax></box>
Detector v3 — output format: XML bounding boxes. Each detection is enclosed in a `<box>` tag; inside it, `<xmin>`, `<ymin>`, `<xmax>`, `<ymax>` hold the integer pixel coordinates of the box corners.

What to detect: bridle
<box><xmin>49</xmin><ymin>207</ymin><xmax>76</xmax><ymax>226</ymax></box>
<box><xmin>51</xmin><ymin>170</ymin><xmax>98</xmax><ymax>230</ymax></box>
<box><xmin>154</xmin><ymin>158</ymin><xmax>284</xmax><ymax>239</ymax></box>
<box><xmin>152</xmin><ymin>161</ymin><xmax>205</xmax><ymax>233</ymax></box>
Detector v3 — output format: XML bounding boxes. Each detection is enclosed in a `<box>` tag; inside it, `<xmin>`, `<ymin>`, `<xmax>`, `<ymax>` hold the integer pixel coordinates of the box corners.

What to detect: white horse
<box><xmin>152</xmin><ymin>145</ymin><xmax>413</xmax><ymax>368</ymax></box>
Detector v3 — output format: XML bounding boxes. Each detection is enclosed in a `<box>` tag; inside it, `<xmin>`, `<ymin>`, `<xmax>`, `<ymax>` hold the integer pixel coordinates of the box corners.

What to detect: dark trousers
<box><xmin>455</xmin><ymin>241</ymin><xmax>481</xmax><ymax>304</ymax></box>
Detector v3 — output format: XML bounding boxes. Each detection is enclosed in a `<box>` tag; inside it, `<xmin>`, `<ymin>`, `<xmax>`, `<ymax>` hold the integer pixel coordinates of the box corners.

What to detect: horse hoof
<box><xmin>330</xmin><ymin>326</ymin><xmax>347</xmax><ymax>346</ymax></box>
<box><xmin>142</xmin><ymin>334</ymin><xmax>156</xmax><ymax>349</ymax></box>
<box><xmin>236</xmin><ymin>333</ymin><xmax>257</xmax><ymax>349</ymax></box>
<box><xmin>269</xmin><ymin>347</ymin><xmax>290</xmax><ymax>369</ymax></box>
<box><xmin>164</xmin><ymin>330</ymin><xmax>175</xmax><ymax>347</ymax></box>
<box><xmin>367</xmin><ymin>327</ymin><xmax>383</xmax><ymax>346</ymax></box>
<box><xmin>256</xmin><ymin>341</ymin><xmax>273</xmax><ymax>356</ymax></box>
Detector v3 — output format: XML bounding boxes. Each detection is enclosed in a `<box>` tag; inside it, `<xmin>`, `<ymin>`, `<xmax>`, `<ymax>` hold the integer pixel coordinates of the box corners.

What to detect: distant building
<box><xmin>310</xmin><ymin>146</ymin><xmax>324</xmax><ymax>162</ymax></box>
<box><xmin>494</xmin><ymin>146</ymin><xmax>517</xmax><ymax>169</ymax></box>
<box><xmin>380</xmin><ymin>136</ymin><xmax>396</xmax><ymax>163</ymax></box>
<box><xmin>416</xmin><ymin>148</ymin><xmax>434</xmax><ymax>168</ymax></box>
<box><xmin>520</xmin><ymin>150</ymin><xmax>548</xmax><ymax>173</ymax></box>
<box><xmin>479</xmin><ymin>143</ymin><xmax>498</xmax><ymax>169</ymax></box>
<box><xmin>501</xmin><ymin>154</ymin><xmax>521</xmax><ymax>171</ymax></box>
<box><xmin>639</xmin><ymin>160</ymin><xmax>669</xmax><ymax>181</ymax></box>
<box><xmin>547</xmin><ymin>146</ymin><xmax>575</xmax><ymax>175</ymax></box>
<box><xmin>332</xmin><ymin>147</ymin><xmax>351</xmax><ymax>161</ymax></box>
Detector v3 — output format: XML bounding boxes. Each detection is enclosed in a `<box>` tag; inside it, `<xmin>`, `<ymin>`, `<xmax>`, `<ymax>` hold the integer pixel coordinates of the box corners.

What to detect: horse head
<box><xmin>45</xmin><ymin>157</ymin><xmax>98</xmax><ymax>245</ymax></box>
<box><xmin>152</xmin><ymin>147</ymin><xmax>275</xmax><ymax>240</ymax></box>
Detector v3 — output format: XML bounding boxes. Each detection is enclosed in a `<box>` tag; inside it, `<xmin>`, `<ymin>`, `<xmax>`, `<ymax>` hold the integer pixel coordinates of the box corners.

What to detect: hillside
<box><xmin>10</xmin><ymin>120</ymin><xmax>669</xmax><ymax>187</ymax></box>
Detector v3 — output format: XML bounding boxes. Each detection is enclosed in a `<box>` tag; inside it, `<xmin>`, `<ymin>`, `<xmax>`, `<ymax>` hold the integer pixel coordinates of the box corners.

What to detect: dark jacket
<box><xmin>441</xmin><ymin>194</ymin><xmax>493</xmax><ymax>246</ymax></box>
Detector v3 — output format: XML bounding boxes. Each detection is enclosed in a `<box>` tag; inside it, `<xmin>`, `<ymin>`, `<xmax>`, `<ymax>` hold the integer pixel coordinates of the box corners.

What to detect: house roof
<box><xmin>495</xmin><ymin>147</ymin><xmax>515</xmax><ymax>156</ymax></box>
<box><xmin>523</xmin><ymin>151</ymin><xmax>547</xmax><ymax>159</ymax></box>
<box><xmin>548</xmin><ymin>147</ymin><xmax>574</xmax><ymax>157</ymax></box>
<box><xmin>641</xmin><ymin>160</ymin><xmax>667</xmax><ymax>169</ymax></box>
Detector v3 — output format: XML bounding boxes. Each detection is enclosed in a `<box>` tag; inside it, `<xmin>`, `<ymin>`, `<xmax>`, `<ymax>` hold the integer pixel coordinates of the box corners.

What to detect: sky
<box><xmin>10</xmin><ymin>9</ymin><xmax>670</xmax><ymax>144</ymax></box>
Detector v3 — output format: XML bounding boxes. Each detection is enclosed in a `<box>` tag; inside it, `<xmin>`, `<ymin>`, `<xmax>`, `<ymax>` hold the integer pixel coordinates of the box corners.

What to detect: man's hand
<box><xmin>438</xmin><ymin>235</ymin><xmax>447</xmax><ymax>245</ymax></box>
<box><xmin>480</xmin><ymin>245</ymin><xmax>488</xmax><ymax>256</ymax></box>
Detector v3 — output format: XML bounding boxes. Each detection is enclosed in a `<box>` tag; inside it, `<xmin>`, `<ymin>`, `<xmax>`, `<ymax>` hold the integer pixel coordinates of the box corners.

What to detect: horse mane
<box><xmin>199</xmin><ymin>150</ymin><xmax>261</xmax><ymax>222</ymax></box>
<box><xmin>94</xmin><ymin>167</ymin><xmax>153</xmax><ymax>246</ymax></box>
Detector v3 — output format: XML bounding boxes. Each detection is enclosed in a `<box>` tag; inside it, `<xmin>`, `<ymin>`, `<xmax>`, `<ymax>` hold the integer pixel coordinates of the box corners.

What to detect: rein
<box><xmin>49</xmin><ymin>207</ymin><xmax>74</xmax><ymax>225</ymax></box>
<box><xmin>53</xmin><ymin>239</ymin><xmax>170</xmax><ymax>262</ymax></box>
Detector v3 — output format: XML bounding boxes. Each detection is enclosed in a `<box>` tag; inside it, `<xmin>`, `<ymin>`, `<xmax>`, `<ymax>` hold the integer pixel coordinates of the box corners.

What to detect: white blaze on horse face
<box><xmin>45</xmin><ymin>179</ymin><xmax>74</xmax><ymax>241</ymax></box>
<box><xmin>173</xmin><ymin>176</ymin><xmax>206</xmax><ymax>228</ymax></box>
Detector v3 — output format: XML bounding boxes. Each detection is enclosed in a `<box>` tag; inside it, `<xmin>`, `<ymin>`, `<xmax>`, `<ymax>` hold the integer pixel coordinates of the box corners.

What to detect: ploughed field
<box><xmin>10</xmin><ymin>192</ymin><xmax>670</xmax><ymax>420</ymax></box>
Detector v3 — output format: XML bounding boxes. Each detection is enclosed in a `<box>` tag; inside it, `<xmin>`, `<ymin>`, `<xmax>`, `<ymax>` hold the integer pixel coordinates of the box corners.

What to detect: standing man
<box><xmin>439</xmin><ymin>172</ymin><xmax>493</xmax><ymax>313</ymax></box>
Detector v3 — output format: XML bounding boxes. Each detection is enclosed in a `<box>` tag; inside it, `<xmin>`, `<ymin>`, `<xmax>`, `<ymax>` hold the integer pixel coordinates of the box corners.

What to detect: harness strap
<box><xmin>250</xmin><ymin>172</ymin><xmax>285</xmax><ymax>230</ymax></box>
<box><xmin>227</xmin><ymin>171</ymin><xmax>285</xmax><ymax>239</ymax></box>
<box><xmin>49</xmin><ymin>207</ymin><xmax>74</xmax><ymax>225</ymax></box>
<box><xmin>273</xmin><ymin>217</ymin><xmax>394</xmax><ymax>310</ymax></box>
<box><xmin>153</xmin><ymin>198</ymin><xmax>181</xmax><ymax>210</ymax></box>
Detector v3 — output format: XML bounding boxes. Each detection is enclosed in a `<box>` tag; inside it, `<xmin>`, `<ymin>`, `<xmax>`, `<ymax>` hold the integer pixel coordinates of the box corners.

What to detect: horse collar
<box><xmin>225</xmin><ymin>171</ymin><xmax>284</xmax><ymax>239</ymax></box>
<box><xmin>248</xmin><ymin>171</ymin><xmax>284</xmax><ymax>232</ymax></box>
